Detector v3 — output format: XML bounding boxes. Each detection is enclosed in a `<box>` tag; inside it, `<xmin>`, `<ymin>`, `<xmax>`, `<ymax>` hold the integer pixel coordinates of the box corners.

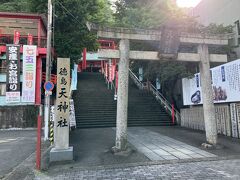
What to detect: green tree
<box><xmin>0</xmin><ymin>0</ymin><xmax>114</xmax><ymax>66</ymax></box>
<box><xmin>0</xmin><ymin>0</ymin><xmax>30</xmax><ymax>12</ymax></box>
<box><xmin>114</xmin><ymin>0</ymin><xmax>233</xmax><ymax>107</ymax></box>
<box><xmin>114</xmin><ymin>0</ymin><xmax>192</xmax><ymax>105</ymax></box>
<box><xmin>27</xmin><ymin>0</ymin><xmax>114</xmax><ymax>64</ymax></box>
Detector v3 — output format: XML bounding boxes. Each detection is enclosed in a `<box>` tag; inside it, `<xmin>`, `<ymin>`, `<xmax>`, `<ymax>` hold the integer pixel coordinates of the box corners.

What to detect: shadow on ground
<box><xmin>147</xmin><ymin>126</ymin><xmax>240</xmax><ymax>157</ymax></box>
<box><xmin>47</xmin><ymin>126</ymin><xmax>240</xmax><ymax>173</ymax></box>
<box><xmin>48</xmin><ymin>128</ymin><xmax>149</xmax><ymax>171</ymax></box>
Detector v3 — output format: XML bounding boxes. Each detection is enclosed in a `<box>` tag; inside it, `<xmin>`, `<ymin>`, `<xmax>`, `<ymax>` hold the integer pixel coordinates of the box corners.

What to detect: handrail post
<box><xmin>171</xmin><ymin>103</ymin><xmax>175</xmax><ymax>125</ymax></box>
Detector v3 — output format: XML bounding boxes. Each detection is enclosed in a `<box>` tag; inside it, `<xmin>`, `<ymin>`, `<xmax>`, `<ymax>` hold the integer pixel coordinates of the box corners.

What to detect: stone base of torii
<box><xmin>87</xmin><ymin>23</ymin><xmax>233</xmax><ymax>152</ymax></box>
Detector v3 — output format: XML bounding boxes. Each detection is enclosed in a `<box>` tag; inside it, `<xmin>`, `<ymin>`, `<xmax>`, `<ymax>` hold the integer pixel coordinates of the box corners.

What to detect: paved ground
<box><xmin>146</xmin><ymin>126</ymin><xmax>240</xmax><ymax>157</ymax></box>
<box><xmin>128</xmin><ymin>127</ymin><xmax>216</xmax><ymax>160</ymax></box>
<box><xmin>36</xmin><ymin>159</ymin><xmax>240</xmax><ymax>179</ymax></box>
<box><xmin>64</xmin><ymin>128</ymin><xmax>149</xmax><ymax>166</ymax></box>
<box><xmin>0</xmin><ymin>130</ymin><xmax>36</xmax><ymax>179</ymax></box>
<box><xmin>2</xmin><ymin>126</ymin><xmax>240</xmax><ymax>179</ymax></box>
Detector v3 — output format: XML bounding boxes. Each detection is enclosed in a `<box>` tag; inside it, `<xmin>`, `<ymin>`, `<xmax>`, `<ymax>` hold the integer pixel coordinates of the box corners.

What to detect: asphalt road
<box><xmin>0</xmin><ymin>130</ymin><xmax>36</xmax><ymax>179</ymax></box>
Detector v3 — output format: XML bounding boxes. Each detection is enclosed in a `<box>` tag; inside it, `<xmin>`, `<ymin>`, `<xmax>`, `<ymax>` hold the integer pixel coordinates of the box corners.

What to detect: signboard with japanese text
<box><xmin>230</xmin><ymin>103</ymin><xmax>238</xmax><ymax>138</ymax></box>
<box><xmin>55</xmin><ymin>58</ymin><xmax>70</xmax><ymax>149</ymax></box>
<box><xmin>22</xmin><ymin>45</ymin><xmax>37</xmax><ymax>103</ymax></box>
<box><xmin>69</xmin><ymin>99</ymin><xmax>76</xmax><ymax>128</ymax></box>
<box><xmin>6</xmin><ymin>44</ymin><xmax>20</xmax><ymax>103</ymax></box>
<box><xmin>182</xmin><ymin>59</ymin><xmax>240</xmax><ymax>105</ymax></box>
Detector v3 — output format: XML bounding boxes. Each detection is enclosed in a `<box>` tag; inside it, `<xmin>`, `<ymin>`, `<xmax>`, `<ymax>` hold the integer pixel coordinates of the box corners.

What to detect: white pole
<box><xmin>44</xmin><ymin>0</ymin><xmax>52</xmax><ymax>141</ymax></box>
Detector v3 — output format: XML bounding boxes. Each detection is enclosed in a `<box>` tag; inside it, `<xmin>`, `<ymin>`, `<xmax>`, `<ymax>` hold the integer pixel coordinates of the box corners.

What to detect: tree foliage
<box><xmin>0</xmin><ymin>0</ymin><xmax>30</xmax><ymax>12</ymax></box>
<box><xmin>114</xmin><ymin>0</ymin><xmax>233</xmax><ymax>105</ymax></box>
<box><xmin>29</xmin><ymin>0</ymin><xmax>114</xmax><ymax>64</ymax></box>
<box><xmin>0</xmin><ymin>0</ymin><xmax>114</xmax><ymax>65</ymax></box>
<box><xmin>114</xmin><ymin>0</ymin><xmax>193</xmax><ymax>104</ymax></box>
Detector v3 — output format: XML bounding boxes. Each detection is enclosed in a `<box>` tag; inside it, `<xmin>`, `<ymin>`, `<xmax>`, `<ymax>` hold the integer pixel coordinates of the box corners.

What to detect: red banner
<box><xmin>111</xmin><ymin>65</ymin><xmax>116</xmax><ymax>82</ymax></box>
<box><xmin>14</xmin><ymin>31</ymin><xmax>20</xmax><ymax>45</ymax></box>
<box><xmin>112</xmin><ymin>59</ymin><xmax>117</xmax><ymax>66</ymax></box>
<box><xmin>115</xmin><ymin>71</ymin><xmax>118</xmax><ymax>91</ymax></box>
<box><xmin>105</xmin><ymin>62</ymin><xmax>108</xmax><ymax>79</ymax></box>
<box><xmin>28</xmin><ymin>34</ymin><xmax>33</xmax><ymax>45</ymax></box>
<box><xmin>109</xmin><ymin>62</ymin><xmax>112</xmax><ymax>82</ymax></box>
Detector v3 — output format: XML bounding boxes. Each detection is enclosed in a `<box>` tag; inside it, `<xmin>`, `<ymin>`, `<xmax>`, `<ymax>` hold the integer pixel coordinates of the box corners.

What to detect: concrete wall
<box><xmin>180</xmin><ymin>103</ymin><xmax>240</xmax><ymax>138</ymax></box>
<box><xmin>192</xmin><ymin>0</ymin><xmax>240</xmax><ymax>59</ymax></box>
<box><xmin>192</xmin><ymin>0</ymin><xmax>240</xmax><ymax>26</ymax></box>
<box><xmin>0</xmin><ymin>105</ymin><xmax>38</xmax><ymax>129</ymax></box>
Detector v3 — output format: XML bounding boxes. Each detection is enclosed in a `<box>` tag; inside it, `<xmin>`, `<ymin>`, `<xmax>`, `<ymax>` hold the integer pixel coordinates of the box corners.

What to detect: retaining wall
<box><xmin>0</xmin><ymin>105</ymin><xmax>38</xmax><ymax>129</ymax></box>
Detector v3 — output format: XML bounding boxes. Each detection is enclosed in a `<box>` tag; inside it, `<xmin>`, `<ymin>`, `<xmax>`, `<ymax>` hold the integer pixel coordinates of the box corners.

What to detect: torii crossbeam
<box><xmin>89</xmin><ymin>23</ymin><xmax>232</xmax><ymax>152</ymax></box>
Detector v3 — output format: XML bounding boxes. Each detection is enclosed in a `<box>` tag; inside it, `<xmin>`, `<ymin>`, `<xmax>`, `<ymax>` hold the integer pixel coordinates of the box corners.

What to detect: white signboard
<box><xmin>6</xmin><ymin>92</ymin><xmax>20</xmax><ymax>103</ymax></box>
<box><xmin>22</xmin><ymin>45</ymin><xmax>37</xmax><ymax>103</ymax></box>
<box><xmin>182</xmin><ymin>59</ymin><xmax>240</xmax><ymax>105</ymax></box>
<box><xmin>50</xmin><ymin>106</ymin><xmax>55</xmax><ymax>122</ymax></box>
<box><xmin>69</xmin><ymin>99</ymin><xmax>76</xmax><ymax>128</ymax></box>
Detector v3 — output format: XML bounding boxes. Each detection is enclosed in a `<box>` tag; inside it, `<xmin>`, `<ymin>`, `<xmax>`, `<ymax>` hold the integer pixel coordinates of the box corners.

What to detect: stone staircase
<box><xmin>73</xmin><ymin>72</ymin><xmax>172</xmax><ymax>128</ymax></box>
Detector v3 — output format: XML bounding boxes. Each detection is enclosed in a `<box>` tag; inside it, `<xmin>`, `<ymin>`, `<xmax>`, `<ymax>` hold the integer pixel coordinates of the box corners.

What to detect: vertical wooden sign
<box><xmin>55</xmin><ymin>58</ymin><xmax>70</xmax><ymax>149</ymax></box>
<box><xmin>236</xmin><ymin>103</ymin><xmax>240</xmax><ymax>138</ymax></box>
<box><xmin>230</xmin><ymin>103</ymin><xmax>238</xmax><ymax>138</ymax></box>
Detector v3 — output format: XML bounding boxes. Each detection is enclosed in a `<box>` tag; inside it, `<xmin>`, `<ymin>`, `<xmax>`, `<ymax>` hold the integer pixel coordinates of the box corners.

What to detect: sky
<box><xmin>110</xmin><ymin>0</ymin><xmax>202</xmax><ymax>9</ymax></box>
<box><xmin>176</xmin><ymin>0</ymin><xmax>202</xmax><ymax>8</ymax></box>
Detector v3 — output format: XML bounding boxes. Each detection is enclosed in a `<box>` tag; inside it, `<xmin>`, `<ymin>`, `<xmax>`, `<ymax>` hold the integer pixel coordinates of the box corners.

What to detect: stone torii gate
<box><xmin>89</xmin><ymin>24</ymin><xmax>231</xmax><ymax>152</ymax></box>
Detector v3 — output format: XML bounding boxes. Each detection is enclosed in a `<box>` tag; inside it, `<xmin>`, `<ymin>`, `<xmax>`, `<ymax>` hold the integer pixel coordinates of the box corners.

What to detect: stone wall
<box><xmin>0</xmin><ymin>105</ymin><xmax>38</xmax><ymax>129</ymax></box>
<box><xmin>180</xmin><ymin>103</ymin><xmax>240</xmax><ymax>138</ymax></box>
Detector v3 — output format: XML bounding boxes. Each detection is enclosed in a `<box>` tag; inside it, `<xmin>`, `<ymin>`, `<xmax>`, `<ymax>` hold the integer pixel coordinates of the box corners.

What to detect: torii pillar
<box><xmin>198</xmin><ymin>44</ymin><xmax>217</xmax><ymax>145</ymax></box>
<box><xmin>114</xmin><ymin>39</ymin><xmax>130</xmax><ymax>151</ymax></box>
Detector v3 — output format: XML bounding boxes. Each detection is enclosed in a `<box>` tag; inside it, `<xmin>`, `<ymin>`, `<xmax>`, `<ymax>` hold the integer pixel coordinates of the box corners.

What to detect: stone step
<box><xmin>74</xmin><ymin>72</ymin><xmax>172</xmax><ymax>128</ymax></box>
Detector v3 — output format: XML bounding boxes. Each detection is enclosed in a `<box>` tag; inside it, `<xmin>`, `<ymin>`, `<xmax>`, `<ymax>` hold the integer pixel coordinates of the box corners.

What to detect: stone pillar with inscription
<box><xmin>198</xmin><ymin>44</ymin><xmax>218</xmax><ymax>145</ymax></box>
<box><xmin>50</xmin><ymin>58</ymin><xmax>73</xmax><ymax>162</ymax></box>
<box><xmin>113</xmin><ymin>39</ymin><xmax>130</xmax><ymax>152</ymax></box>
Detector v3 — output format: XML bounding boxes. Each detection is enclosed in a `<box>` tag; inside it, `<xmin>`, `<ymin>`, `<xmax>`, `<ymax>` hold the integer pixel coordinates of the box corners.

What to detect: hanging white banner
<box><xmin>22</xmin><ymin>45</ymin><xmax>37</xmax><ymax>103</ymax></box>
<box><xmin>156</xmin><ymin>77</ymin><xmax>161</xmax><ymax>90</ymax></box>
<box><xmin>139</xmin><ymin>67</ymin><xmax>143</xmax><ymax>82</ymax></box>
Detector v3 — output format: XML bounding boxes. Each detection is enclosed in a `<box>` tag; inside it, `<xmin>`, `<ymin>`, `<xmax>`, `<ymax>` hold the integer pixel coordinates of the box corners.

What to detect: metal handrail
<box><xmin>129</xmin><ymin>69</ymin><xmax>143</xmax><ymax>90</ymax></box>
<box><xmin>129</xmin><ymin>69</ymin><xmax>181</xmax><ymax>124</ymax></box>
<box><xmin>149</xmin><ymin>84</ymin><xmax>181</xmax><ymax>123</ymax></box>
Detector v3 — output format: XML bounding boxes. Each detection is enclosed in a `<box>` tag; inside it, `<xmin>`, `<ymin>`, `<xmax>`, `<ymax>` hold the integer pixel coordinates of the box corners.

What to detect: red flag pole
<box><xmin>82</xmin><ymin>48</ymin><xmax>87</xmax><ymax>70</ymax></box>
<box><xmin>36</xmin><ymin>105</ymin><xmax>42</xmax><ymax>170</ymax></box>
